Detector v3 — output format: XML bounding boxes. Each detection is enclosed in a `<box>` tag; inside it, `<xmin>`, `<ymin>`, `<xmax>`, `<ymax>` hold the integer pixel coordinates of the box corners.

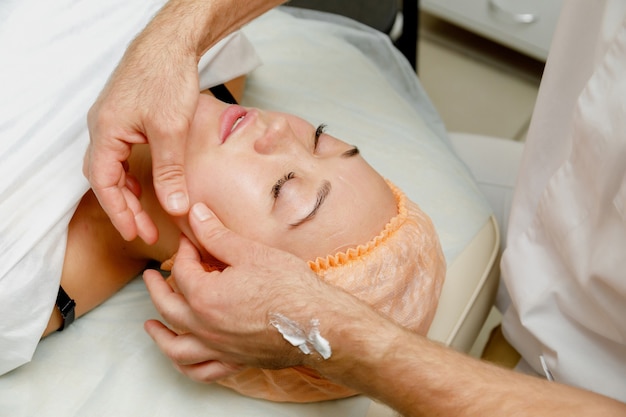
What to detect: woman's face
<box><xmin>182</xmin><ymin>94</ymin><xmax>396</xmax><ymax>261</ymax></box>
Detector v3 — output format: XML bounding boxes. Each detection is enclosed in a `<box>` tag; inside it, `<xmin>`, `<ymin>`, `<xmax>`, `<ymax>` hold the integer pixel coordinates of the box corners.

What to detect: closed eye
<box><xmin>289</xmin><ymin>180</ymin><xmax>331</xmax><ymax>228</ymax></box>
<box><xmin>314</xmin><ymin>123</ymin><xmax>326</xmax><ymax>151</ymax></box>
<box><xmin>273</xmin><ymin>123</ymin><xmax>325</xmax><ymax>202</ymax></box>
<box><xmin>272</xmin><ymin>171</ymin><xmax>295</xmax><ymax>199</ymax></box>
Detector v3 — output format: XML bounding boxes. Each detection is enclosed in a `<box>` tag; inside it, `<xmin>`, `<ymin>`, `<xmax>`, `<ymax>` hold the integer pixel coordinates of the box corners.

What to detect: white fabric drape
<box><xmin>499</xmin><ymin>0</ymin><xmax>626</xmax><ymax>402</ymax></box>
<box><xmin>0</xmin><ymin>0</ymin><xmax>260</xmax><ymax>376</ymax></box>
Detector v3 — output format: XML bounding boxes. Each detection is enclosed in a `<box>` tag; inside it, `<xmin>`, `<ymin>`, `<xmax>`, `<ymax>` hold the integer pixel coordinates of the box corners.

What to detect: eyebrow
<box><xmin>289</xmin><ymin>180</ymin><xmax>332</xmax><ymax>228</ymax></box>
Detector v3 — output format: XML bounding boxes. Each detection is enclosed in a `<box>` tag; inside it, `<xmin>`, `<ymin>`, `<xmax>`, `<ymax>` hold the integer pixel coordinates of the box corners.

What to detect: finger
<box><xmin>169</xmin><ymin>236</ymin><xmax>215</xmax><ymax>299</ymax></box>
<box><xmin>143</xmin><ymin>269</ymin><xmax>196</xmax><ymax>333</ymax></box>
<box><xmin>149</xmin><ymin>126</ymin><xmax>189</xmax><ymax>217</ymax></box>
<box><xmin>122</xmin><ymin>187</ymin><xmax>159</xmax><ymax>245</ymax></box>
<box><xmin>135</xmin><ymin>209</ymin><xmax>159</xmax><ymax>245</ymax></box>
<box><xmin>125</xmin><ymin>173</ymin><xmax>142</xmax><ymax>198</ymax></box>
<box><xmin>172</xmin><ymin>235</ymin><xmax>201</xmax><ymax>265</ymax></box>
<box><xmin>144</xmin><ymin>320</ymin><xmax>221</xmax><ymax>366</ymax></box>
<box><xmin>175</xmin><ymin>360</ymin><xmax>243</xmax><ymax>384</ymax></box>
<box><xmin>94</xmin><ymin>177</ymin><xmax>138</xmax><ymax>242</ymax></box>
<box><xmin>83</xmin><ymin>128</ymin><xmax>141</xmax><ymax>241</ymax></box>
<box><xmin>188</xmin><ymin>202</ymin><xmax>275</xmax><ymax>267</ymax></box>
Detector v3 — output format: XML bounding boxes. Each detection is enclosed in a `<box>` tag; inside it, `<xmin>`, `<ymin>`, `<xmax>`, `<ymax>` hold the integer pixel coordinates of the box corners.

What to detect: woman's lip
<box><xmin>220</xmin><ymin>105</ymin><xmax>249</xmax><ymax>144</ymax></box>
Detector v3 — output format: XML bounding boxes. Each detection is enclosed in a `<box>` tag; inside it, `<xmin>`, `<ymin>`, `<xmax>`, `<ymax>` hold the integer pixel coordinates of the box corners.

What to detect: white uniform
<box><xmin>499</xmin><ymin>0</ymin><xmax>626</xmax><ymax>402</ymax></box>
<box><xmin>0</xmin><ymin>0</ymin><xmax>260</xmax><ymax>376</ymax></box>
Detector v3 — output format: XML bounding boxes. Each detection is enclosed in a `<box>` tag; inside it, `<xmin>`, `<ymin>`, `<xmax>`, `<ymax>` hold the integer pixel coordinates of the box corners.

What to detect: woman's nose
<box><xmin>253</xmin><ymin>116</ymin><xmax>294</xmax><ymax>155</ymax></box>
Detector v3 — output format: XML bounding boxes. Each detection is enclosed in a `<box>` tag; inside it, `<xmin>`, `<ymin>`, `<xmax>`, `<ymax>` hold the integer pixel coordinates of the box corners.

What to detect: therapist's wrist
<box><xmin>157</xmin><ymin>0</ymin><xmax>286</xmax><ymax>58</ymax></box>
<box><xmin>139</xmin><ymin>0</ymin><xmax>206</xmax><ymax>61</ymax></box>
<box><xmin>303</xmin><ymin>305</ymin><xmax>428</xmax><ymax>414</ymax></box>
<box><xmin>296</xmin><ymin>290</ymin><xmax>400</xmax><ymax>383</ymax></box>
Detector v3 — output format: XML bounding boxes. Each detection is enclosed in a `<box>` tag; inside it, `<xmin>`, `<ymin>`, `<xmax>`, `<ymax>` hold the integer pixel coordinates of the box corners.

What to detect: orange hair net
<box><xmin>162</xmin><ymin>182</ymin><xmax>446</xmax><ymax>402</ymax></box>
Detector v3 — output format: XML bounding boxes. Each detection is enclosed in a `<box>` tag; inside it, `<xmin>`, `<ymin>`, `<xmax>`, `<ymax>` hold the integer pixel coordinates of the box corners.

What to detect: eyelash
<box><xmin>272</xmin><ymin>123</ymin><xmax>327</xmax><ymax>200</ymax></box>
<box><xmin>273</xmin><ymin>171</ymin><xmax>295</xmax><ymax>199</ymax></box>
<box><xmin>314</xmin><ymin>123</ymin><xmax>326</xmax><ymax>150</ymax></box>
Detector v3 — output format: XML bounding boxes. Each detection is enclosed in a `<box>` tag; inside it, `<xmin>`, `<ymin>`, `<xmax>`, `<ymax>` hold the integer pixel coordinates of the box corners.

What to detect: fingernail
<box><xmin>191</xmin><ymin>203</ymin><xmax>212</xmax><ymax>222</ymax></box>
<box><xmin>167</xmin><ymin>191</ymin><xmax>189</xmax><ymax>213</ymax></box>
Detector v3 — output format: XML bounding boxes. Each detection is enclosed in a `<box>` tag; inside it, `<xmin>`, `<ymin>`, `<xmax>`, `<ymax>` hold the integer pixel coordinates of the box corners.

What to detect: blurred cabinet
<box><xmin>421</xmin><ymin>0</ymin><xmax>563</xmax><ymax>60</ymax></box>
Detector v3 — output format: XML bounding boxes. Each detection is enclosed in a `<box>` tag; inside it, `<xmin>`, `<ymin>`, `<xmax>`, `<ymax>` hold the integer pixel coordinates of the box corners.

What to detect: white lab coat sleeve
<box><xmin>500</xmin><ymin>0</ymin><xmax>626</xmax><ymax>402</ymax></box>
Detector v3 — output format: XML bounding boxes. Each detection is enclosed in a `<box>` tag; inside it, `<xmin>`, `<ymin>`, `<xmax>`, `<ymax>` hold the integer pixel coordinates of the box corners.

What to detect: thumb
<box><xmin>188</xmin><ymin>203</ymin><xmax>273</xmax><ymax>267</ymax></box>
<box><xmin>150</xmin><ymin>132</ymin><xmax>189</xmax><ymax>216</ymax></box>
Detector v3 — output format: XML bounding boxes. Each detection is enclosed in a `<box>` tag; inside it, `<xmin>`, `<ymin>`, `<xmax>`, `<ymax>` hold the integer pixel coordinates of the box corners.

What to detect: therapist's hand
<box><xmin>144</xmin><ymin>203</ymin><xmax>330</xmax><ymax>383</ymax></box>
<box><xmin>84</xmin><ymin>36</ymin><xmax>198</xmax><ymax>245</ymax></box>
<box><xmin>84</xmin><ymin>4</ymin><xmax>204</xmax><ymax>244</ymax></box>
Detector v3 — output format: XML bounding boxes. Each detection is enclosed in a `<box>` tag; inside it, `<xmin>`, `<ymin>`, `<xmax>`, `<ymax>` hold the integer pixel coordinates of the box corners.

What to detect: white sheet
<box><xmin>0</xmin><ymin>6</ymin><xmax>492</xmax><ymax>416</ymax></box>
<box><xmin>0</xmin><ymin>0</ymin><xmax>259</xmax><ymax>376</ymax></box>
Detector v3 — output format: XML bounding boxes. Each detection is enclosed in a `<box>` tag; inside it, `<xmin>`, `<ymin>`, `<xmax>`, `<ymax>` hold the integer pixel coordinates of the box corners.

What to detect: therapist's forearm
<box><xmin>145</xmin><ymin>0</ymin><xmax>285</xmax><ymax>59</ymax></box>
<box><xmin>302</xmin><ymin>299</ymin><xmax>626</xmax><ymax>417</ymax></box>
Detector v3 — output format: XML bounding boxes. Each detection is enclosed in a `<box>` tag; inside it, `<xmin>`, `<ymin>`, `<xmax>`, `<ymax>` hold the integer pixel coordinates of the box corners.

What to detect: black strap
<box><xmin>208</xmin><ymin>84</ymin><xmax>238</xmax><ymax>105</ymax></box>
<box><xmin>56</xmin><ymin>285</ymin><xmax>76</xmax><ymax>331</ymax></box>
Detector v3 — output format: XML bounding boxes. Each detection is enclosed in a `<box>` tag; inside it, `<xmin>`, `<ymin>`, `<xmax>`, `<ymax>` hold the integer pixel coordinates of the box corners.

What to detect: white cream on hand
<box><xmin>269</xmin><ymin>313</ymin><xmax>332</xmax><ymax>360</ymax></box>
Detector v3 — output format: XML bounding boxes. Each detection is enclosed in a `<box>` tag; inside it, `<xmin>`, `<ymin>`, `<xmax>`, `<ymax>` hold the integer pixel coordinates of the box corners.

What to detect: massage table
<box><xmin>0</xmin><ymin>4</ymin><xmax>499</xmax><ymax>416</ymax></box>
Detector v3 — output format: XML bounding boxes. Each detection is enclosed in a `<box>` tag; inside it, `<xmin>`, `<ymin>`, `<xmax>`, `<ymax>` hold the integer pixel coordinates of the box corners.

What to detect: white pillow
<box><xmin>242</xmin><ymin>8</ymin><xmax>492</xmax><ymax>263</ymax></box>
